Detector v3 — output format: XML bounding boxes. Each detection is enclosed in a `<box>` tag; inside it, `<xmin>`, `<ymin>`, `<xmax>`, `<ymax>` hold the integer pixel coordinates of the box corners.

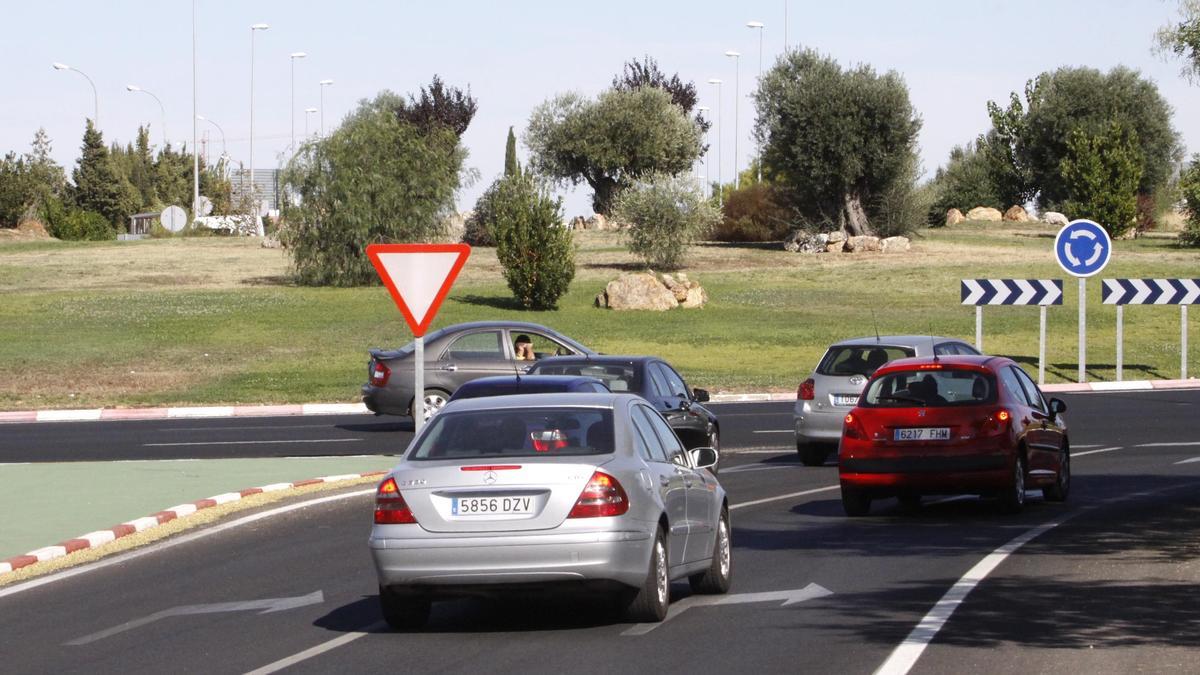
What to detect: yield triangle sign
<box><xmin>366</xmin><ymin>243</ymin><xmax>471</xmax><ymax>336</ymax></box>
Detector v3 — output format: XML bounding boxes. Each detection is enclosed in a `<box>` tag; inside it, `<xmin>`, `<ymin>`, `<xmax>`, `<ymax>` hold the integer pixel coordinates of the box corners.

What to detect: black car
<box><xmin>361</xmin><ymin>321</ymin><xmax>595</xmax><ymax>420</ymax></box>
<box><xmin>448</xmin><ymin>375</ymin><xmax>610</xmax><ymax>402</ymax></box>
<box><xmin>529</xmin><ymin>355</ymin><xmax>719</xmax><ymax>452</ymax></box>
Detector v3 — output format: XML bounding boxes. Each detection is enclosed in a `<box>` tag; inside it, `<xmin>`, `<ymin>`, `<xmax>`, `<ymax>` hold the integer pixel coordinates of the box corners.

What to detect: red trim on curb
<box><xmin>194</xmin><ymin>499</ymin><xmax>217</xmax><ymax>509</ymax></box>
<box><xmin>239</xmin><ymin>488</ymin><xmax>264</xmax><ymax>497</ymax></box>
<box><xmin>154</xmin><ymin>511</ymin><xmax>177</xmax><ymax>524</ymax></box>
<box><xmin>0</xmin><ymin>411</ymin><xmax>37</xmax><ymax>423</ymax></box>
<box><xmin>62</xmin><ymin>539</ymin><xmax>90</xmax><ymax>554</ymax></box>
<box><xmin>291</xmin><ymin>479</ymin><xmax>322</xmax><ymax>488</ymax></box>
<box><xmin>111</xmin><ymin>524</ymin><xmax>136</xmax><ymax>538</ymax></box>
<box><xmin>5</xmin><ymin>555</ymin><xmax>39</xmax><ymax>570</ymax></box>
<box><xmin>100</xmin><ymin>408</ymin><xmax>169</xmax><ymax>420</ymax></box>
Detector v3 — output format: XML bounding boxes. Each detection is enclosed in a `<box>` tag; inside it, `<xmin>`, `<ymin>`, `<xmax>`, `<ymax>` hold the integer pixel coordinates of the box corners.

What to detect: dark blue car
<box><xmin>448</xmin><ymin>375</ymin><xmax>610</xmax><ymax>403</ymax></box>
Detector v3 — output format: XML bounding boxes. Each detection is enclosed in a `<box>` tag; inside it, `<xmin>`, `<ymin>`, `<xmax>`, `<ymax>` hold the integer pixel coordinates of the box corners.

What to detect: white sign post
<box><xmin>1054</xmin><ymin>220</ymin><xmax>1112</xmax><ymax>383</ymax></box>
<box><xmin>367</xmin><ymin>244</ymin><xmax>471</xmax><ymax>434</ymax></box>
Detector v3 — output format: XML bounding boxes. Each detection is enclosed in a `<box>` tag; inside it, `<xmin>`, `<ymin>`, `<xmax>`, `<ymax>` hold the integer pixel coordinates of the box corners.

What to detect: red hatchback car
<box><xmin>838</xmin><ymin>355</ymin><xmax>1069</xmax><ymax>516</ymax></box>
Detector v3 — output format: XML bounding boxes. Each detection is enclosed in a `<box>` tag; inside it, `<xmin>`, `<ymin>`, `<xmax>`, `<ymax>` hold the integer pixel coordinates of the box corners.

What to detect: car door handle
<box><xmin>439</xmin><ymin>364</ymin><xmax>457</xmax><ymax>372</ymax></box>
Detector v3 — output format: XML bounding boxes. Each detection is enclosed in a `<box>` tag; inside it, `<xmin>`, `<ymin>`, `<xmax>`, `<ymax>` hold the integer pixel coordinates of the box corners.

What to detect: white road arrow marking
<box><xmin>66</xmin><ymin>591</ymin><xmax>324</xmax><ymax>645</ymax></box>
<box><xmin>1174</xmin><ymin>457</ymin><xmax>1200</xmax><ymax>465</ymax></box>
<box><xmin>622</xmin><ymin>583</ymin><xmax>833</xmax><ymax>635</ymax></box>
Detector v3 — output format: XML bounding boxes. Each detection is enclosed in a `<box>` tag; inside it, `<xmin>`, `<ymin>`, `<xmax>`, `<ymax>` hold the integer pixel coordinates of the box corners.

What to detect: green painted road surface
<box><xmin>0</xmin><ymin>456</ymin><xmax>399</xmax><ymax>560</ymax></box>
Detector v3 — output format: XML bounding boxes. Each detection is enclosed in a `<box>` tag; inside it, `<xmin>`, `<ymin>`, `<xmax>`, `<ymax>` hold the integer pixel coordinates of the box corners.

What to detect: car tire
<box><xmin>379</xmin><ymin>585</ymin><xmax>431</xmax><ymax>631</ymax></box>
<box><xmin>798</xmin><ymin>443</ymin><xmax>828</xmax><ymax>467</ymax></box>
<box><xmin>999</xmin><ymin>454</ymin><xmax>1027</xmax><ymax>514</ymax></box>
<box><xmin>625</xmin><ymin>527</ymin><xmax>670</xmax><ymax>623</ymax></box>
<box><xmin>1043</xmin><ymin>446</ymin><xmax>1070</xmax><ymax>503</ymax></box>
<box><xmin>689</xmin><ymin>508</ymin><xmax>732</xmax><ymax>595</ymax></box>
<box><xmin>416</xmin><ymin>389</ymin><xmax>450</xmax><ymax>421</ymax></box>
<box><xmin>841</xmin><ymin>487</ymin><xmax>871</xmax><ymax>517</ymax></box>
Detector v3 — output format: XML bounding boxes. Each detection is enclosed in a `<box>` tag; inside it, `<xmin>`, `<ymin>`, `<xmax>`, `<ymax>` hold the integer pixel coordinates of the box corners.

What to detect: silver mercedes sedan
<box><xmin>369</xmin><ymin>392</ymin><xmax>731</xmax><ymax>629</ymax></box>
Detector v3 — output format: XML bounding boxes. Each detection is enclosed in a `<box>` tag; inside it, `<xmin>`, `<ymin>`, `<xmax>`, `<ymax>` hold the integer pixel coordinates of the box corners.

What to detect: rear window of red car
<box><xmin>860</xmin><ymin>369</ymin><xmax>997</xmax><ymax>407</ymax></box>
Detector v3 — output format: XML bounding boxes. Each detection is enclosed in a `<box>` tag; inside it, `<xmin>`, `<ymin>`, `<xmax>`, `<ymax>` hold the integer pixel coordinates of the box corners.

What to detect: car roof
<box><xmin>456</xmin><ymin>375</ymin><xmax>606</xmax><ymax>388</ymax></box>
<box><xmin>876</xmin><ymin>354</ymin><xmax>1008</xmax><ymax>374</ymax></box>
<box><xmin>829</xmin><ymin>335</ymin><xmax>971</xmax><ymax>348</ymax></box>
<box><xmin>533</xmin><ymin>355</ymin><xmax>655</xmax><ymax>367</ymax></box>
<box><xmin>441</xmin><ymin>392</ymin><xmax>640</xmax><ymax>413</ymax></box>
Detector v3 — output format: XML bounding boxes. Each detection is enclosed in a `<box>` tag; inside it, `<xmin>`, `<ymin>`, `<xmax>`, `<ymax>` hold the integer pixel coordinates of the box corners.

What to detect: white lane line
<box><xmin>159</xmin><ymin>424</ymin><xmax>346</xmax><ymax>432</ymax></box>
<box><xmin>0</xmin><ymin>489</ymin><xmax>375</xmax><ymax>600</ymax></box>
<box><xmin>1136</xmin><ymin>441</ymin><xmax>1200</xmax><ymax>448</ymax></box>
<box><xmin>730</xmin><ymin>485</ymin><xmax>840</xmax><ymax>510</ymax></box>
<box><xmin>751</xmin><ymin>430</ymin><xmax>793</xmax><ymax>434</ymax></box>
<box><xmin>1072</xmin><ymin>446</ymin><xmax>1123</xmax><ymax>458</ymax></box>
<box><xmin>1073</xmin><ymin>444</ymin><xmax>1102</xmax><ymax>449</ymax></box>
<box><xmin>142</xmin><ymin>439</ymin><xmax>363</xmax><ymax>447</ymax></box>
<box><xmin>731</xmin><ymin>449</ymin><xmax>795</xmax><ymax>454</ymax></box>
<box><xmin>243</xmin><ymin>623</ymin><xmax>384</xmax><ymax>675</ymax></box>
<box><xmin>1174</xmin><ymin>457</ymin><xmax>1200</xmax><ymax>465</ymax></box>
<box><xmin>720</xmin><ymin>464</ymin><xmax>804</xmax><ymax>475</ymax></box>
<box><xmin>874</xmin><ymin>517</ymin><xmax>1070</xmax><ymax>675</ymax></box>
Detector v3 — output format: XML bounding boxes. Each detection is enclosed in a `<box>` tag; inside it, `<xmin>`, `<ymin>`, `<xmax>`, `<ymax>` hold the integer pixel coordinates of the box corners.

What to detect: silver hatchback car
<box><xmin>369</xmin><ymin>393</ymin><xmax>731</xmax><ymax>629</ymax></box>
<box><xmin>793</xmin><ymin>335</ymin><xmax>980</xmax><ymax>466</ymax></box>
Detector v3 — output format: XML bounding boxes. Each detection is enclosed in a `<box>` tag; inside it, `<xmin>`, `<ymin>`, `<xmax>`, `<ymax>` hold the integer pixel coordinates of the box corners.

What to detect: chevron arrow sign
<box><xmin>1101</xmin><ymin>279</ymin><xmax>1200</xmax><ymax>305</ymax></box>
<box><xmin>961</xmin><ymin>279</ymin><xmax>1064</xmax><ymax>306</ymax></box>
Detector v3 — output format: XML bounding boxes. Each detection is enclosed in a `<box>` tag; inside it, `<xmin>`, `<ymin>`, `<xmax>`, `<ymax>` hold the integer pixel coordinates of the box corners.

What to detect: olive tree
<box><xmin>1156</xmin><ymin>0</ymin><xmax>1200</xmax><ymax>84</ymax></box>
<box><xmin>613</xmin><ymin>172</ymin><xmax>720</xmax><ymax>270</ymax></box>
<box><xmin>281</xmin><ymin>90</ymin><xmax>469</xmax><ymax>286</ymax></box>
<box><xmin>525</xmin><ymin>87</ymin><xmax>703</xmax><ymax>215</ymax></box>
<box><xmin>753</xmin><ymin>49</ymin><xmax>922</xmax><ymax>236</ymax></box>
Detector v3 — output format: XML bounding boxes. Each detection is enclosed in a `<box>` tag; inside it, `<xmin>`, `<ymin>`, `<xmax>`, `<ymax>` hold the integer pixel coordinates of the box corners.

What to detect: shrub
<box><xmin>463</xmin><ymin>178</ymin><xmax>500</xmax><ymax>246</ymax></box>
<box><xmin>926</xmin><ymin>140</ymin><xmax>1003</xmax><ymax>226</ymax></box>
<box><xmin>613</xmin><ymin>173</ymin><xmax>720</xmax><ymax>270</ymax></box>
<box><xmin>712</xmin><ymin>183</ymin><xmax>793</xmax><ymax>242</ymax></box>
<box><xmin>1179</xmin><ymin>155</ymin><xmax>1200</xmax><ymax>247</ymax></box>
<box><xmin>1060</xmin><ymin>122</ymin><xmax>1143</xmax><ymax>238</ymax></box>
<box><xmin>44</xmin><ymin>199</ymin><xmax>114</xmax><ymax>241</ymax></box>
<box><xmin>492</xmin><ymin>174</ymin><xmax>575</xmax><ymax>309</ymax></box>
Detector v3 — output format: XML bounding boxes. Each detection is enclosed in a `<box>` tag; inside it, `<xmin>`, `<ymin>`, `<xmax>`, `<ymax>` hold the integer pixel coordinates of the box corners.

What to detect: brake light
<box><xmin>798</xmin><ymin>378</ymin><xmax>815</xmax><ymax>400</ymax></box>
<box><xmin>568</xmin><ymin>471</ymin><xmax>629</xmax><ymax>518</ymax></box>
<box><xmin>374</xmin><ymin>476</ymin><xmax>416</xmax><ymax>524</ymax></box>
<box><xmin>917</xmin><ymin>363</ymin><xmax>944</xmax><ymax>370</ymax></box>
<box><xmin>843</xmin><ymin>413</ymin><xmax>866</xmax><ymax>440</ymax></box>
<box><xmin>369</xmin><ymin>361</ymin><xmax>391</xmax><ymax>387</ymax></box>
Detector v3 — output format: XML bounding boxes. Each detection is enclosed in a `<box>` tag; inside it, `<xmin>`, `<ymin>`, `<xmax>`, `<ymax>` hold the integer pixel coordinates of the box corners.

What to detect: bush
<box><xmin>926</xmin><ymin>140</ymin><xmax>1003</xmax><ymax>226</ymax></box>
<box><xmin>613</xmin><ymin>173</ymin><xmax>721</xmax><ymax>269</ymax></box>
<box><xmin>44</xmin><ymin>199</ymin><xmax>114</xmax><ymax>241</ymax></box>
<box><xmin>871</xmin><ymin>154</ymin><xmax>933</xmax><ymax>238</ymax></box>
<box><xmin>1179</xmin><ymin>155</ymin><xmax>1200</xmax><ymax>247</ymax></box>
<box><xmin>1060</xmin><ymin>122</ymin><xmax>1143</xmax><ymax>238</ymax></box>
<box><xmin>712</xmin><ymin>183</ymin><xmax>793</xmax><ymax>242</ymax></box>
<box><xmin>463</xmin><ymin>178</ymin><xmax>500</xmax><ymax>246</ymax></box>
<box><xmin>492</xmin><ymin>174</ymin><xmax>575</xmax><ymax>309</ymax></box>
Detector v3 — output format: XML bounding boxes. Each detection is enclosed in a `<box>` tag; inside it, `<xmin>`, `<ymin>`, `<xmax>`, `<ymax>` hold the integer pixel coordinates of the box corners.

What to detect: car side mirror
<box><xmin>1049</xmin><ymin>398</ymin><xmax>1067</xmax><ymax>416</ymax></box>
<box><xmin>693</xmin><ymin>387</ymin><xmax>710</xmax><ymax>402</ymax></box>
<box><xmin>690</xmin><ymin>446</ymin><xmax>719</xmax><ymax>470</ymax></box>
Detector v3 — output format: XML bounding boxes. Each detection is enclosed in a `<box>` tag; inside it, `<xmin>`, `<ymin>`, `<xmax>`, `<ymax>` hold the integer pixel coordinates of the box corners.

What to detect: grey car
<box><xmin>361</xmin><ymin>321</ymin><xmax>595</xmax><ymax>420</ymax></box>
<box><xmin>793</xmin><ymin>335</ymin><xmax>981</xmax><ymax>466</ymax></box>
<box><xmin>369</xmin><ymin>392</ymin><xmax>731</xmax><ymax>628</ymax></box>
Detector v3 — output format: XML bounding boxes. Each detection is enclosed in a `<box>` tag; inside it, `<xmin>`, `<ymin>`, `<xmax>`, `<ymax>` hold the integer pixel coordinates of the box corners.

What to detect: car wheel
<box><xmin>379</xmin><ymin>585</ymin><xmax>431</xmax><ymax>631</ymax></box>
<box><xmin>419</xmin><ymin>389</ymin><xmax>450</xmax><ymax>421</ymax></box>
<box><xmin>798</xmin><ymin>443</ymin><xmax>828</xmax><ymax>467</ymax></box>
<box><xmin>999</xmin><ymin>454</ymin><xmax>1027</xmax><ymax>514</ymax></box>
<box><xmin>841</xmin><ymin>486</ymin><xmax>871</xmax><ymax>517</ymax></box>
<box><xmin>689</xmin><ymin>508</ymin><xmax>731</xmax><ymax>595</ymax></box>
<box><xmin>624</xmin><ymin>527</ymin><xmax>669</xmax><ymax>622</ymax></box>
<box><xmin>1043</xmin><ymin>446</ymin><xmax>1070</xmax><ymax>502</ymax></box>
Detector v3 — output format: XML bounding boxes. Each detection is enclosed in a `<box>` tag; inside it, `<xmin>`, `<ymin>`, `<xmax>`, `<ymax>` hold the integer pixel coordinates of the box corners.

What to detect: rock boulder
<box><xmin>845</xmin><ymin>235</ymin><xmax>882</xmax><ymax>253</ymax></box>
<box><xmin>945</xmin><ymin>208</ymin><xmax>965</xmax><ymax>226</ymax></box>
<box><xmin>1042</xmin><ymin>211</ymin><xmax>1069</xmax><ymax>226</ymax></box>
<box><xmin>881</xmin><ymin>236</ymin><xmax>911</xmax><ymax>253</ymax></box>
<box><xmin>1003</xmin><ymin>205</ymin><xmax>1030</xmax><ymax>222</ymax></box>
<box><xmin>598</xmin><ymin>273</ymin><xmax>680</xmax><ymax>311</ymax></box>
<box><xmin>966</xmin><ymin>206</ymin><xmax>1003</xmax><ymax>222</ymax></box>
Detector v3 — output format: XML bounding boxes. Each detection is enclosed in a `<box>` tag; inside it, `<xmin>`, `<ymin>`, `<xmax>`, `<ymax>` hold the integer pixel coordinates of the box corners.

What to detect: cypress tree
<box><xmin>504</xmin><ymin>126</ymin><xmax>519</xmax><ymax>177</ymax></box>
<box><xmin>71</xmin><ymin>120</ymin><xmax>124</xmax><ymax>226</ymax></box>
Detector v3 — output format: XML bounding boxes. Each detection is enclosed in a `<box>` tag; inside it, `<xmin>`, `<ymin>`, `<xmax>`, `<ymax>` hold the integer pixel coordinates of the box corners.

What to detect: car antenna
<box><xmin>871</xmin><ymin>308</ymin><xmax>881</xmax><ymax>343</ymax></box>
<box><xmin>929</xmin><ymin>321</ymin><xmax>939</xmax><ymax>363</ymax></box>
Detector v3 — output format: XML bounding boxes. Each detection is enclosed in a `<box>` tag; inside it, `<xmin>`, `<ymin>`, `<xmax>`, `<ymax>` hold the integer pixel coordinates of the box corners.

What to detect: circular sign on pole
<box><xmin>197</xmin><ymin>195</ymin><xmax>214</xmax><ymax>216</ymax></box>
<box><xmin>1054</xmin><ymin>219</ymin><xmax>1112</xmax><ymax>278</ymax></box>
<box><xmin>160</xmin><ymin>205</ymin><xmax>188</xmax><ymax>233</ymax></box>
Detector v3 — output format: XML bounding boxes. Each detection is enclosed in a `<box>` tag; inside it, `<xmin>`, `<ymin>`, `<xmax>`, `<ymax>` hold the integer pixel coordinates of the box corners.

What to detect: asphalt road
<box><xmin>2</xmin><ymin>389</ymin><xmax>1200</xmax><ymax>674</ymax></box>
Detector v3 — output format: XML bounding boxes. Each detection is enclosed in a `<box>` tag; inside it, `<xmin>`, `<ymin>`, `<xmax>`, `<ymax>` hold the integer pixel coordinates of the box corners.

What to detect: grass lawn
<box><xmin>0</xmin><ymin>223</ymin><xmax>1196</xmax><ymax>410</ymax></box>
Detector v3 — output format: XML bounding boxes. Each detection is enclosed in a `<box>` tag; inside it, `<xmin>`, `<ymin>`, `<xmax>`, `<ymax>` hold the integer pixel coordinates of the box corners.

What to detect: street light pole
<box><xmin>196</xmin><ymin>115</ymin><xmax>226</xmax><ymax>156</ymax></box>
<box><xmin>707</xmin><ymin>79</ymin><xmax>723</xmax><ymax>206</ymax></box>
<box><xmin>126</xmin><ymin>85</ymin><xmax>168</xmax><ymax>146</ymax></box>
<box><xmin>52</xmin><ymin>63</ymin><xmax>99</xmax><ymax>126</ymax></box>
<box><xmin>289</xmin><ymin>52</ymin><xmax>307</xmax><ymax>151</ymax></box>
<box><xmin>249</xmin><ymin>23</ymin><xmax>269</xmax><ymax>217</ymax></box>
<box><xmin>192</xmin><ymin>0</ymin><xmax>199</xmax><ymax>226</ymax></box>
<box><xmin>304</xmin><ymin>108</ymin><xmax>317</xmax><ymax>139</ymax></box>
<box><xmin>747</xmin><ymin>21</ymin><xmax>765</xmax><ymax>183</ymax></box>
<box><xmin>319</xmin><ymin>79</ymin><xmax>334</xmax><ymax>136</ymax></box>
<box><xmin>724</xmin><ymin>51</ymin><xmax>741</xmax><ymax>189</ymax></box>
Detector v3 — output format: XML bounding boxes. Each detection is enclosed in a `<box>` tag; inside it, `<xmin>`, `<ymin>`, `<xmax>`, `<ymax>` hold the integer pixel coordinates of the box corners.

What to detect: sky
<box><xmin>1</xmin><ymin>0</ymin><xmax>1196</xmax><ymax>217</ymax></box>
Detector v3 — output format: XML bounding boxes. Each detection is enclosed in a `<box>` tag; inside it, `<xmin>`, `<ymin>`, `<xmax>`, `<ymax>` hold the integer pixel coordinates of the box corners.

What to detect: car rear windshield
<box><xmin>816</xmin><ymin>346</ymin><xmax>915</xmax><ymax>377</ymax></box>
<box><xmin>531</xmin><ymin>364</ymin><xmax>639</xmax><ymax>393</ymax></box>
<box><xmin>860</xmin><ymin>369</ymin><xmax>998</xmax><ymax>408</ymax></box>
<box><xmin>408</xmin><ymin>407</ymin><xmax>615</xmax><ymax>460</ymax></box>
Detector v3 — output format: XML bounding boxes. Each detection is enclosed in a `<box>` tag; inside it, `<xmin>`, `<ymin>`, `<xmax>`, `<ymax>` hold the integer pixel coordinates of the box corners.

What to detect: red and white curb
<box><xmin>0</xmin><ymin>378</ymin><xmax>1196</xmax><ymax>425</ymax></box>
<box><xmin>0</xmin><ymin>470</ymin><xmax>387</xmax><ymax>576</ymax></box>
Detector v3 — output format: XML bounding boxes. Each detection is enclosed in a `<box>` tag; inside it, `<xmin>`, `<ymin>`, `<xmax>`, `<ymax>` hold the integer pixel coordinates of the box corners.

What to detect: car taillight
<box><xmin>374</xmin><ymin>476</ymin><xmax>416</xmax><ymax>524</ymax></box>
<box><xmin>798</xmin><ymin>378</ymin><xmax>815</xmax><ymax>400</ymax></box>
<box><xmin>982</xmin><ymin>409</ymin><xmax>1011</xmax><ymax>437</ymax></box>
<box><xmin>568</xmin><ymin>471</ymin><xmax>629</xmax><ymax>518</ymax></box>
<box><xmin>369</xmin><ymin>361</ymin><xmax>391</xmax><ymax>387</ymax></box>
<box><xmin>843</xmin><ymin>412</ymin><xmax>867</xmax><ymax>440</ymax></box>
